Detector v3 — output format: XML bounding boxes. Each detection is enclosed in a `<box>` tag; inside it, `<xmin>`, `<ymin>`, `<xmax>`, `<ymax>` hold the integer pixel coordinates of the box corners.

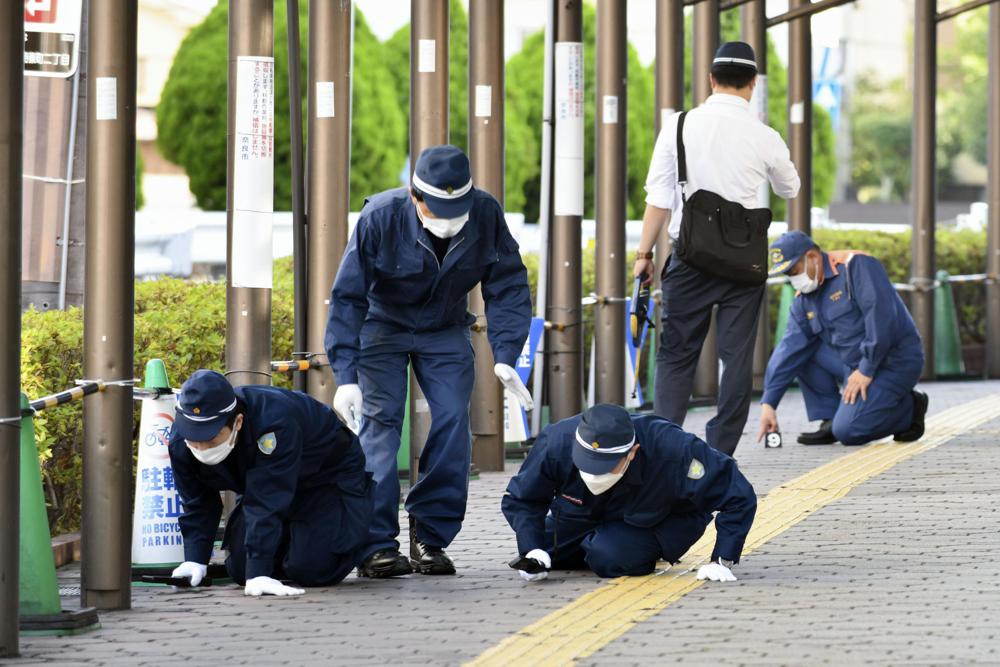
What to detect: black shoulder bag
<box><xmin>674</xmin><ymin>111</ymin><xmax>772</xmax><ymax>286</ymax></box>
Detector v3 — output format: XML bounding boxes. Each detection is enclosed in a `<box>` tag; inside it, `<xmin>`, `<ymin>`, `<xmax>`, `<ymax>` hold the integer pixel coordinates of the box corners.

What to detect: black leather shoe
<box><xmin>357</xmin><ymin>549</ymin><xmax>413</xmax><ymax>578</ymax></box>
<box><xmin>797</xmin><ymin>419</ymin><xmax>837</xmax><ymax>445</ymax></box>
<box><xmin>409</xmin><ymin>519</ymin><xmax>455</xmax><ymax>575</ymax></box>
<box><xmin>894</xmin><ymin>390</ymin><xmax>929</xmax><ymax>442</ymax></box>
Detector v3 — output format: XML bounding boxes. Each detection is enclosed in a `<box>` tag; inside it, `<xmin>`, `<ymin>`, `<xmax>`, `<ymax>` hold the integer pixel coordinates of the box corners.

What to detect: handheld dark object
<box><xmin>630</xmin><ymin>274</ymin><xmax>655</xmax><ymax>398</ymax></box>
<box><xmin>508</xmin><ymin>556</ymin><xmax>548</xmax><ymax>575</ymax></box>
<box><xmin>140</xmin><ymin>575</ymin><xmax>213</xmax><ymax>588</ymax></box>
<box><xmin>765</xmin><ymin>431</ymin><xmax>783</xmax><ymax>449</ymax></box>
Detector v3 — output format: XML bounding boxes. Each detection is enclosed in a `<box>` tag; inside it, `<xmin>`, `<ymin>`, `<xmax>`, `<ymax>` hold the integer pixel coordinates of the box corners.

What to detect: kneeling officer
<box><xmin>168</xmin><ymin>370</ymin><xmax>373</xmax><ymax>596</ymax></box>
<box><xmin>502</xmin><ymin>404</ymin><xmax>757</xmax><ymax>582</ymax></box>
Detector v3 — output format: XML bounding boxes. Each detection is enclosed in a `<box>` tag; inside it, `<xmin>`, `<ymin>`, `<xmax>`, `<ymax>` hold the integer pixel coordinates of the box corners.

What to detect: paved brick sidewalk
<box><xmin>12</xmin><ymin>381</ymin><xmax>1000</xmax><ymax>666</ymax></box>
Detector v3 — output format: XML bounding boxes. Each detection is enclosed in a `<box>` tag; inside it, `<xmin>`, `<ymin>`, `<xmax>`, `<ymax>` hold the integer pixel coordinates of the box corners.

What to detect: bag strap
<box><xmin>676</xmin><ymin>111</ymin><xmax>688</xmax><ymax>204</ymax></box>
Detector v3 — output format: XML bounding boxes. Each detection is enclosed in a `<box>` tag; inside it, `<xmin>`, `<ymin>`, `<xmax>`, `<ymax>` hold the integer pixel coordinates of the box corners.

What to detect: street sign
<box><xmin>24</xmin><ymin>0</ymin><xmax>83</xmax><ymax>78</ymax></box>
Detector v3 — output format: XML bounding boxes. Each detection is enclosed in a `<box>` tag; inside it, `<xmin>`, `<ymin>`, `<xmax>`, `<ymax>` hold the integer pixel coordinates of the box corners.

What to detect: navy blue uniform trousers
<box><xmin>223</xmin><ymin>474</ymin><xmax>373</xmax><ymax>587</ymax></box>
<box><xmin>655</xmin><ymin>255</ymin><xmax>764</xmax><ymax>456</ymax></box>
<box><xmin>358</xmin><ymin>324</ymin><xmax>475</xmax><ymax>557</ymax></box>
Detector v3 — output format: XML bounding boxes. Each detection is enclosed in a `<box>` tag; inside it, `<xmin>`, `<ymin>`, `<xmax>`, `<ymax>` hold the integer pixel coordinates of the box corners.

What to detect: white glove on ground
<box><xmin>696</xmin><ymin>561</ymin><xmax>737</xmax><ymax>582</ymax></box>
<box><xmin>518</xmin><ymin>548</ymin><xmax>551</xmax><ymax>582</ymax></box>
<box><xmin>495</xmin><ymin>363</ymin><xmax>533</xmax><ymax>411</ymax></box>
<box><xmin>333</xmin><ymin>383</ymin><xmax>363</xmax><ymax>434</ymax></box>
<box><xmin>171</xmin><ymin>561</ymin><xmax>207</xmax><ymax>587</ymax></box>
<box><xmin>244</xmin><ymin>576</ymin><xmax>305</xmax><ymax>597</ymax></box>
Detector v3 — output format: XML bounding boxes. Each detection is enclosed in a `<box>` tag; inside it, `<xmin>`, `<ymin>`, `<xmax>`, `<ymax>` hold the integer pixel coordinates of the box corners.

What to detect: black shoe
<box><xmin>797</xmin><ymin>419</ymin><xmax>837</xmax><ymax>445</ymax></box>
<box><xmin>894</xmin><ymin>391</ymin><xmax>929</xmax><ymax>442</ymax></box>
<box><xmin>409</xmin><ymin>519</ymin><xmax>455</xmax><ymax>575</ymax></box>
<box><xmin>357</xmin><ymin>549</ymin><xmax>413</xmax><ymax>578</ymax></box>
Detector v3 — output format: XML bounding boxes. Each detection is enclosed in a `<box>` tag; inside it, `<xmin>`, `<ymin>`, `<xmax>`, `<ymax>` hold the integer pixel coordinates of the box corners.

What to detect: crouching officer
<box><xmin>168</xmin><ymin>370</ymin><xmax>373</xmax><ymax>596</ymax></box>
<box><xmin>326</xmin><ymin>144</ymin><xmax>532</xmax><ymax>578</ymax></box>
<box><xmin>757</xmin><ymin>231</ymin><xmax>928</xmax><ymax>447</ymax></box>
<box><xmin>502</xmin><ymin>404</ymin><xmax>757</xmax><ymax>582</ymax></box>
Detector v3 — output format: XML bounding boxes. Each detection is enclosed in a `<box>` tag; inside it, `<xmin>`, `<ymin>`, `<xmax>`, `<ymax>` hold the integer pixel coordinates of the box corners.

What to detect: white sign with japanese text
<box><xmin>24</xmin><ymin>0</ymin><xmax>83</xmax><ymax>78</ymax></box>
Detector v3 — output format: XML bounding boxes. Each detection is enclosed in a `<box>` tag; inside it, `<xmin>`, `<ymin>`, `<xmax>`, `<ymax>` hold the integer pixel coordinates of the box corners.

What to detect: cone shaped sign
<box><xmin>131</xmin><ymin>360</ymin><xmax>184</xmax><ymax>565</ymax></box>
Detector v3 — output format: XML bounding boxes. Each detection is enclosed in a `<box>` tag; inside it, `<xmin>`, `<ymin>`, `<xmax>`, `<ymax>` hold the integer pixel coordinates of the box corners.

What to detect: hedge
<box><xmin>22</xmin><ymin>229</ymin><xmax>987</xmax><ymax>533</ymax></box>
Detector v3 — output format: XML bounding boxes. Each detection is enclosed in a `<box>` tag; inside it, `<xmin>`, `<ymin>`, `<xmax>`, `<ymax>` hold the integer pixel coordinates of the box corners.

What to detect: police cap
<box><xmin>411</xmin><ymin>144</ymin><xmax>475</xmax><ymax>219</ymax></box>
<box><xmin>173</xmin><ymin>369</ymin><xmax>238</xmax><ymax>442</ymax></box>
<box><xmin>572</xmin><ymin>404</ymin><xmax>636</xmax><ymax>475</ymax></box>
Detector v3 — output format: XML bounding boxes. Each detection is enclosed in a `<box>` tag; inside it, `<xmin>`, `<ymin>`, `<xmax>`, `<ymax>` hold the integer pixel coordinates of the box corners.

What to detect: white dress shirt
<box><xmin>644</xmin><ymin>93</ymin><xmax>801</xmax><ymax>240</ymax></box>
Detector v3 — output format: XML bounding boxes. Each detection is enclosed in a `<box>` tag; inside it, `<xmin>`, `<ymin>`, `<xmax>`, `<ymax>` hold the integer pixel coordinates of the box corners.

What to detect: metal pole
<box><xmin>226</xmin><ymin>0</ymin><xmax>273</xmax><ymax>389</ymax></box>
<box><xmin>787</xmin><ymin>0</ymin><xmax>812</xmax><ymax>233</ymax></box>
<box><xmin>692</xmin><ymin>0</ymin><xmax>720</xmax><ymax>404</ymax></box>
<box><xmin>0</xmin><ymin>2</ymin><xmax>24</xmax><ymax>655</ymax></box>
<box><xmin>409</xmin><ymin>0</ymin><xmax>449</xmax><ymax>481</ymax></box>
<box><xmin>988</xmin><ymin>3</ymin><xmax>1000</xmax><ymax>378</ymax></box>
<box><xmin>595</xmin><ymin>0</ymin><xmax>627</xmax><ymax>405</ymax></box>
<box><xmin>744</xmin><ymin>0</ymin><xmax>770</xmax><ymax>393</ymax></box>
<box><xmin>82</xmin><ymin>0</ymin><xmax>137</xmax><ymax>611</ymax></box>
<box><xmin>765</xmin><ymin>0</ymin><xmax>856</xmax><ymax>27</ymax></box>
<box><xmin>936</xmin><ymin>0</ymin><xmax>998</xmax><ymax>22</ymax></box>
<box><xmin>286</xmin><ymin>0</ymin><xmax>307</xmax><ymax>393</ymax></box>
<box><xmin>531</xmin><ymin>0</ymin><xmax>555</xmax><ymax>435</ymax></box>
<box><xmin>912</xmin><ymin>0</ymin><xmax>936</xmax><ymax>379</ymax></box>
<box><xmin>548</xmin><ymin>0</ymin><xmax>584</xmax><ymax>422</ymax></box>
<box><xmin>469</xmin><ymin>0</ymin><xmax>505</xmax><ymax>470</ymax></box>
<box><xmin>58</xmin><ymin>65</ymin><xmax>82</xmax><ymax>311</ymax></box>
<box><xmin>307</xmin><ymin>0</ymin><xmax>353</xmax><ymax>405</ymax></box>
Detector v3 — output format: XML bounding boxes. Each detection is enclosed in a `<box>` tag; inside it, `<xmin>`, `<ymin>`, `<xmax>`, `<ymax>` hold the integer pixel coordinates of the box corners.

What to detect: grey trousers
<box><xmin>654</xmin><ymin>255</ymin><xmax>764</xmax><ymax>456</ymax></box>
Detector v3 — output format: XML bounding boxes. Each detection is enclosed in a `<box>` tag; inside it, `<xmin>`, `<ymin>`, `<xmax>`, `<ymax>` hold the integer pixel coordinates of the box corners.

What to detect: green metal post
<box><xmin>933</xmin><ymin>270</ymin><xmax>965</xmax><ymax>376</ymax></box>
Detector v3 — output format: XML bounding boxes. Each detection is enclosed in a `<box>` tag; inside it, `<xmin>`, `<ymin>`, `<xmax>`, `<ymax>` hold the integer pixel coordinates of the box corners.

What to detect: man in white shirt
<box><xmin>632</xmin><ymin>41</ymin><xmax>800</xmax><ymax>456</ymax></box>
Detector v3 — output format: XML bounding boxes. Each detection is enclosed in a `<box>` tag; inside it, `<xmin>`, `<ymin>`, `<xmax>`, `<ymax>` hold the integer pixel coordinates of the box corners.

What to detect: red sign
<box><xmin>24</xmin><ymin>0</ymin><xmax>58</xmax><ymax>24</ymax></box>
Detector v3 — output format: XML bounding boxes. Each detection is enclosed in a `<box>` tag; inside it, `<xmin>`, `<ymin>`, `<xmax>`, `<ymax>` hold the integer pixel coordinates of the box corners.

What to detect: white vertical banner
<box><xmin>232</xmin><ymin>56</ymin><xmax>275</xmax><ymax>289</ymax></box>
<box><xmin>554</xmin><ymin>42</ymin><xmax>584</xmax><ymax>216</ymax></box>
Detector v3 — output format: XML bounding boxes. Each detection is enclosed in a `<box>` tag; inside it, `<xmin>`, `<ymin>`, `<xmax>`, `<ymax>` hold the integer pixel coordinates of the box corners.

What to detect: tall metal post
<box><xmin>409</xmin><ymin>0</ymin><xmax>449</xmax><ymax>479</ymax></box>
<box><xmin>912</xmin><ymin>0</ymin><xmax>936</xmax><ymax>379</ymax></box>
<box><xmin>744</xmin><ymin>0</ymin><xmax>770</xmax><ymax>392</ymax></box>
<box><xmin>987</xmin><ymin>3</ymin><xmax>1000</xmax><ymax>378</ymax></box>
<box><xmin>287</xmin><ymin>0</ymin><xmax>307</xmax><ymax>393</ymax></box>
<box><xmin>692</xmin><ymin>0</ymin><xmax>720</xmax><ymax>403</ymax></box>
<box><xmin>226</xmin><ymin>2</ymin><xmax>273</xmax><ymax>389</ymax></box>
<box><xmin>469</xmin><ymin>0</ymin><xmax>505</xmax><ymax>470</ymax></box>
<box><xmin>81</xmin><ymin>0</ymin><xmax>138</xmax><ymax>611</ymax></box>
<box><xmin>653</xmin><ymin>0</ymin><xmax>684</xmax><ymax>285</ymax></box>
<box><xmin>548</xmin><ymin>0</ymin><xmax>585</xmax><ymax>422</ymax></box>
<box><xmin>595</xmin><ymin>0</ymin><xmax>628</xmax><ymax>404</ymax></box>
<box><xmin>787</xmin><ymin>0</ymin><xmax>812</xmax><ymax>233</ymax></box>
<box><xmin>0</xmin><ymin>2</ymin><xmax>24</xmax><ymax>655</ymax></box>
<box><xmin>307</xmin><ymin>0</ymin><xmax>353</xmax><ymax>404</ymax></box>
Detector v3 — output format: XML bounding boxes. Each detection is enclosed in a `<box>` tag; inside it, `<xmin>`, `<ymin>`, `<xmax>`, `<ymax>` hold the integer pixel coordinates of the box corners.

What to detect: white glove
<box><xmin>244</xmin><ymin>576</ymin><xmax>305</xmax><ymax>597</ymax></box>
<box><xmin>518</xmin><ymin>548</ymin><xmax>551</xmax><ymax>582</ymax></box>
<box><xmin>696</xmin><ymin>560</ymin><xmax>737</xmax><ymax>582</ymax></box>
<box><xmin>333</xmin><ymin>383</ymin><xmax>363</xmax><ymax>434</ymax></box>
<box><xmin>171</xmin><ymin>561</ymin><xmax>208</xmax><ymax>587</ymax></box>
<box><xmin>495</xmin><ymin>363</ymin><xmax>533</xmax><ymax>411</ymax></box>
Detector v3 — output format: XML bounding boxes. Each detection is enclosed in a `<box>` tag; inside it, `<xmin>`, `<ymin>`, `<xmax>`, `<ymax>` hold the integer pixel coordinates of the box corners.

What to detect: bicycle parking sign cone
<box><xmin>131</xmin><ymin>360</ymin><xmax>185</xmax><ymax>571</ymax></box>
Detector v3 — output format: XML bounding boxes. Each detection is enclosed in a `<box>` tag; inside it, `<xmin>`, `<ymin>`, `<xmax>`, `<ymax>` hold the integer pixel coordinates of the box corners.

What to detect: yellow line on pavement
<box><xmin>467</xmin><ymin>394</ymin><xmax>1000</xmax><ymax>667</ymax></box>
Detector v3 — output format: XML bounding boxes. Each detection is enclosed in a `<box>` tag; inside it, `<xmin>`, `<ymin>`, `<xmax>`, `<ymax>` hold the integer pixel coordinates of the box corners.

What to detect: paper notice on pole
<box><xmin>603</xmin><ymin>95</ymin><xmax>619</xmax><ymax>124</ymax></box>
<box><xmin>418</xmin><ymin>39</ymin><xmax>436</xmax><ymax>73</ymax></box>
<box><xmin>790</xmin><ymin>100</ymin><xmax>805</xmax><ymax>125</ymax></box>
<box><xmin>475</xmin><ymin>85</ymin><xmax>492</xmax><ymax>117</ymax></box>
<box><xmin>232</xmin><ymin>56</ymin><xmax>275</xmax><ymax>289</ymax></box>
<box><xmin>751</xmin><ymin>74</ymin><xmax>768</xmax><ymax>123</ymax></box>
<box><xmin>554</xmin><ymin>42</ymin><xmax>584</xmax><ymax>216</ymax></box>
<box><xmin>95</xmin><ymin>77</ymin><xmax>117</xmax><ymax>120</ymax></box>
<box><xmin>316</xmin><ymin>81</ymin><xmax>335</xmax><ymax>118</ymax></box>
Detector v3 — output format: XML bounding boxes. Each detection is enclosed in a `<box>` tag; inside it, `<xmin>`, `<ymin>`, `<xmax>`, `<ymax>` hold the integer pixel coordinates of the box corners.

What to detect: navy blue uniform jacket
<box><xmin>502</xmin><ymin>415</ymin><xmax>757</xmax><ymax>563</ymax></box>
<box><xmin>325</xmin><ymin>187</ymin><xmax>532</xmax><ymax>385</ymax></box>
<box><xmin>168</xmin><ymin>386</ymin><xmax>367</xmax><ymax>580</ymax></box>
<box><xmin>762</xmin><ymin>253</ymin><xmax>923</xmax><ymax>407</ymax></box>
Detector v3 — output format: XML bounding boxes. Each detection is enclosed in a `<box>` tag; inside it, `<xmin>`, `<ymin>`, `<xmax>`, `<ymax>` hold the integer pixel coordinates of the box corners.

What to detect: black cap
<box><xmin>173</xmin><ymin>369</ymin><xmax>237</xmax><ymax>442</ymax></box>
<box><xmin>712</xmin><ymin>41</ymin><xmax>757</xmax><ymax>73</ymax></box>
<box><xmin>572</xmin><ymin>404</ymin><xmax>636</xmax><ymax>475</ymax></box>
<box><xmin>411</xmin><ymin>144</ymin><xmax>475</xmax><ymax>218</ymax></box>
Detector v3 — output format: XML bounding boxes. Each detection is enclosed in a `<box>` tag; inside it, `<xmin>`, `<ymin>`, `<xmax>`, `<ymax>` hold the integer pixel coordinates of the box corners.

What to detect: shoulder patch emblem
<box><xmin>257</xmin><ymin>432</ymin><xmax>277</xmax><ymax>456</ymax></box>
<box><xmin>806</xmin><ymin>311</ymin><xmax>815</xmax><ymax>320</ymax></box>
<box><xmin>687</xmin><ymin>458</ymin><xmax>705</xmax><ymax>480</ymax></box>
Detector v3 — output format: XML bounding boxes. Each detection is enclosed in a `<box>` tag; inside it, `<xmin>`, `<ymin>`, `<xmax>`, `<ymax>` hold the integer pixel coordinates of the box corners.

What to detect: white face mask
<box><xmin>415</xmin><ymin>204</ymin><xmax>469</xmax><ymax>239</ymax></box>
<box><xmin>789</xmin><ymin>255</ymin><xmax>820</xmax><ymax>294</ymax></box>
<box><xmin>580</xmin><ymin>469</ymin><xmax>626</xmax><ymax>495</ymax></box>
<box><xmin>186</xmin><ymin>424</ymin><xmax>239</xmax><ymax>466</ymax></box>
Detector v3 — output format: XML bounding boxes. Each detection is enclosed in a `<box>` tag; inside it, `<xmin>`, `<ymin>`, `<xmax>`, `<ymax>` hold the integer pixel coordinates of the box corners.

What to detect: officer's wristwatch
<box><xmin>636</xmin><ymin>250</ymin><xmax>654</xmax><ymax>260</ymax></box>
<box><xmin>718</xmin><ymin>558</ymin><xmax>735</xmax><ymax>568</ymax></box>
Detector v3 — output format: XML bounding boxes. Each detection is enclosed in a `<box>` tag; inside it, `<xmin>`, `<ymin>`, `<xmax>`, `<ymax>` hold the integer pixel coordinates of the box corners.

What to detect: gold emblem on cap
<box><xmin>592</xmin><ymin>441</ymin><xmax>600</xmax><ymax>450</ymax></box>
<box><xmin>193</xmin><ymin>407</ymin><xmax>201</xmax><ymax>414</ymax></box>
<box><xmin>770</xmin><ymin>249</ymin><xmax>784</xmax><ymax>264</ymax></box>
<box><xmin>446</xmin><ymin>186</ymin><xmax>454</xmax><ymax>194</ymax></box>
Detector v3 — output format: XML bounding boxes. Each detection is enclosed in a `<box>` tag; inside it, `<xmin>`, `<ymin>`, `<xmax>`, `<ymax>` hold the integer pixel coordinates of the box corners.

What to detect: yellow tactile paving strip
<box><xmin>467</xmin><ymin>394</ymin><xmax>1000</xmax><ymax>667</ymax></box>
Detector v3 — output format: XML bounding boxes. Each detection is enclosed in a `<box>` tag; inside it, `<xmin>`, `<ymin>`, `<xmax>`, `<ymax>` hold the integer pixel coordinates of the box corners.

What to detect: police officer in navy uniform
<box><xmin>756</xmin><ymin>231</ymin><xmax>928</xmax><ymax>447</ymax></box>
<box><xmin>502</xmin><ymin>404</ymin><xmax>757</xmax><ymax>582</ymax></box>
<box><xmin>325</xmin><ymin>145</ymin><xmax>533</xmax><ymax>578</ymax></box>
<box><xmin>168</xmin><ymin>370</ymin><xmax>373</xmax><ymax>596</ymax></box>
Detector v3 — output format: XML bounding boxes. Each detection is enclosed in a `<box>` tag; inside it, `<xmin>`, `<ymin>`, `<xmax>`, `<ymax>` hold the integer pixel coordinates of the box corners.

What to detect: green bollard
<box><xmin>144</xmin><ymin>358</ymin><xmax>170</xmax><ymax>390</ymax></box>
<box><xmin>397</xmin><ymin>380</ymin><xmax>411</xmax><ymax>478</ymax></box>
<box><xmin>773</xmin><ymin>282</ymin><xmax>796</xmax><ymax>348</ymax></box>
<box><xmin>934</xmin><ymin>270</ymin><xmax>965</xmax><ymax>376</ymax></box>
